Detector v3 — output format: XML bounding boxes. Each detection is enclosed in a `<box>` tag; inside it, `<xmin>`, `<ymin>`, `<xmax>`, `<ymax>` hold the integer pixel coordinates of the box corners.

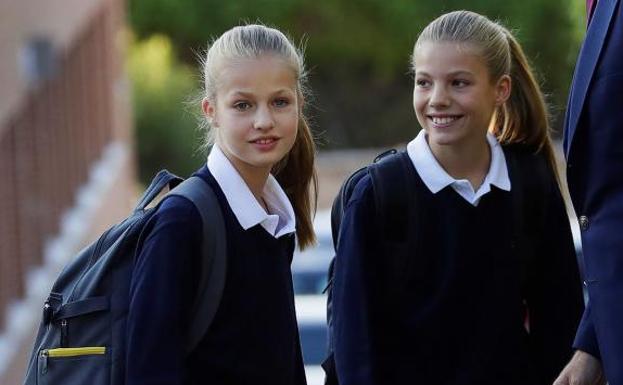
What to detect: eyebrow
<box><xmin>448</xmin><ymin>70</ymin><xmax>474</xmax><ymax>77</ymax></box>
<box><xmin>415</xmin><ymin>70</ymin><xmax>474</xmax><ymax>77</ymax></box>
<box><xmin>229</xmin><ymin>89</ymin><xmax>295</xmax><ymax>98</ymax></box>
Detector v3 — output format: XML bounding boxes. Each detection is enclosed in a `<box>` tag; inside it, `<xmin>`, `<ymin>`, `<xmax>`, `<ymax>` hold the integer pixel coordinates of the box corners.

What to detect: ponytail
<box><xmin>273</xmin><ymin>108</ymin><xmax>318</xmax><ymax>250</ymax></box>
<box><xmin>202</xmin><ymin>24</ymin><xmax>317</xmax><ymax>249</ymax></box>
<box><xmin>492</xmin><ymin>30</ymin><xmax>559</xmax><ymax>180</ymax></box>
<box><xmin>415</xmin><ymin>11</ymin><xmax>560</xmax><ymax>182</ymax></box>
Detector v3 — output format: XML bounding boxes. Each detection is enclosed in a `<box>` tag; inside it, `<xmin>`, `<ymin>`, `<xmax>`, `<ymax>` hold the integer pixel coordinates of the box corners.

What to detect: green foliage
<box><xmin>127</xmin><ymin>34</ymin><xmax>205</xmax><ymax>183</ymax></box>
<box><xmin>127</xmin><ymin>0</ymin><xmax>586</xmax><ymax>161</ymax></box>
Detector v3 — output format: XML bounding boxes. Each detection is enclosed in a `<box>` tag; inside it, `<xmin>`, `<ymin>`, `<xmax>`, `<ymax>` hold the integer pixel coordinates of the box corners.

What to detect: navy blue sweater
<box><xmin>126</xmin><ymin>166</ymin><xmax>306</xmax><ymax>385</ymax></box>
<box><xmin>332</xmin><ymin>149</ymin><xmax>583</xmax><ymax>385</ymax></box>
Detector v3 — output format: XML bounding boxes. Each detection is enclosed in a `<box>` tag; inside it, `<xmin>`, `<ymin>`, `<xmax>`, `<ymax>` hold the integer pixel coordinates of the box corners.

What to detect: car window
<box><xmin>293</xmin><ymin>271</ymin><xmax>328</xmax><ymax>295</ymax></box>
<box><xmin>292</xmin><ymin>234</ymin><xmax>332</xmax><ymax>295</ymax></box>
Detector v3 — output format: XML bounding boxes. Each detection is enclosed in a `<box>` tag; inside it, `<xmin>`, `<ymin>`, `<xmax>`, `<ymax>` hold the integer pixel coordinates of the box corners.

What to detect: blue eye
<box><xmin>273</xmin><ymin>98</ymin><xmax>290</xmax><ymax>108</ymax></box>
<box><xmin>233</xmin><ymin>101</ymin><xmax>252</xmax><ymax>111</ymax></box>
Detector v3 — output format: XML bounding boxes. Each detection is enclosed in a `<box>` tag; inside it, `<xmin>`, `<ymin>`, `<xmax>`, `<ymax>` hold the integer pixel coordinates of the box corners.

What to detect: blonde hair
<box><xmin>202</xmin><ymin>24</ymin><xmax>317</xmax><ymax>249</ymax></box>
<box><xmin>413</xmin><ymin>10</ymin><xmax>558</xmax><ymax>178</ymax></box>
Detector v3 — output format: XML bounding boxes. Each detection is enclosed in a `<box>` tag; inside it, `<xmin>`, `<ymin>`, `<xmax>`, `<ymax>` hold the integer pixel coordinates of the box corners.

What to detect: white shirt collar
<box><xmin>207</xmin><ymin>145</ymin><xmax>296</xmax><ymax>238</ymax></box>
<box><xmin>407</xmin><ymin>130</ymin><xmax>511</xmax><ymax>206</ymax></box>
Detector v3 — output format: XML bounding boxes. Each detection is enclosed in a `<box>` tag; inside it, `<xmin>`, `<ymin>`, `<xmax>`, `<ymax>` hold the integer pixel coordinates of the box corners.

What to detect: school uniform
<box><xmin>125</xmin><ymin>145</ymin><xmax>307</xmax><ymax>385</ymax></box>
<box><xmin>332</xmin><ymin>131</ymin><xmax>583</xmax><ymax>385</ymax></box>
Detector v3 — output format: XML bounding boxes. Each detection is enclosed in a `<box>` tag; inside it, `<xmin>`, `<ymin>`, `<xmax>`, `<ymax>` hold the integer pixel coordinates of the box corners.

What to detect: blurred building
<box><xmin>0</xmin><ymin>0</ymin><xmax>135</xmax><ymax>383</ymax></box>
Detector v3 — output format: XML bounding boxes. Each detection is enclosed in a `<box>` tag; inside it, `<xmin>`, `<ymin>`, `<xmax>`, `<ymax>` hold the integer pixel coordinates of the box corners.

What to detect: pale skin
<box><xmin>412</xmin><ymin>41</ymin><xmax>511</xmax><ymax>190</ymax></box>
<box><xmin>553</xmin><ymin>350</ymin><xmax>605</xmax><ymax>385</ymax></box>
<box><xmin>201</xmin><ymin>55</ymin><xmax>300</xmax><ymax>210</ymax></box>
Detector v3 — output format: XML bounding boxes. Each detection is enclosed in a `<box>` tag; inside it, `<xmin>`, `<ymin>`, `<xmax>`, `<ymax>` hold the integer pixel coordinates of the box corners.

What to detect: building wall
<box><xmin>0</xmin><ymin>0</ymin><xmax>135</xmax><ymax>383</ymax></box>
<box><xmin>0</xmin><ymin>0</ymin><xmax>106</xmax><ymax>126</ymax></box>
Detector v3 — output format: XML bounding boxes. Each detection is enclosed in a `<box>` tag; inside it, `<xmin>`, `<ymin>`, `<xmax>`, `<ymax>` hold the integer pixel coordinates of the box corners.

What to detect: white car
<box><xmin>296</xmin><ymin>295</ymin><xmax>328</xmax><ymax>385</ymax></box>
<box><xmin>292</xmin><ymin>210</ymin><xmax>333</xmax><ymax>296</ymax></box>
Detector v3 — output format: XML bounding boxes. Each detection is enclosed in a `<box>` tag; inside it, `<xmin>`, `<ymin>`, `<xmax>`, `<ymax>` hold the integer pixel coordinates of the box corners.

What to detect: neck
<box><xmin>238</xmin><ymin>166</ymin><xmax>270</xmax><ymax>209</ymax></box>
<box><xmin>218</xmin><ymin>148</ymin><xmax>271</xmax><ymax>210</ymax></box>
<box><xmin>428</xmin><ymin>136</ymin><xmax>491</xmax><ymax>190</ymax></box>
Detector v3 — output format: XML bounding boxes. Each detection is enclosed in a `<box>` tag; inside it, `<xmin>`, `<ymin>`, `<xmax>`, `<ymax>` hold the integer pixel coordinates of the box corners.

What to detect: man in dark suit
<box><xmin>554</xmin><ymin>0</ymin><xmax>623</xmax><ymax>384</ymax></box>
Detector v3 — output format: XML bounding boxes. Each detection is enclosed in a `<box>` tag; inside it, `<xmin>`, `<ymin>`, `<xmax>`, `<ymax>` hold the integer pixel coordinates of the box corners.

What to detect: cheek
<box><xmin>412</xmin><ymin>91</ymin><xmax>425</xmax><ymax>109</ymax></box>
<box><xmin>466</xmin><ymin>97</ymin><xmax>496</xmax><ymax>119</ymax></box>
<box><xmin>283</xmin><ymin>111</ymin><xmax>299</xmax><ymax>134</ymax></box>
<box><xmin>215</xmin><ymin>119</ymin><xmax>246</xmax><ymax>148</ymax></box>
<box><xmin>413</xmin><ymin>95</ymin><xmax>427</xmax><ymax>118</ymax></box>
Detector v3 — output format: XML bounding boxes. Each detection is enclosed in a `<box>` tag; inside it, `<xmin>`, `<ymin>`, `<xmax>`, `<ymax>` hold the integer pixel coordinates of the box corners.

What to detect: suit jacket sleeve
<box><xmin>574</xmin><ymin>300</ymin><xmax>601</xmax><ymax>359</ymax></box>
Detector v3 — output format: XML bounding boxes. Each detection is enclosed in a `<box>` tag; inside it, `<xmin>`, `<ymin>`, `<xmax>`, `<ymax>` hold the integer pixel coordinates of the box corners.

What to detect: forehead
<box><xmin>216</xmin><ymin>55</ymin><xmax>297</xmax><ymax>94</ymax></box>
<box><xmin>414</xmin><ymin>41</ymin><xmax>488</xmax><ymax>77</ymax></box>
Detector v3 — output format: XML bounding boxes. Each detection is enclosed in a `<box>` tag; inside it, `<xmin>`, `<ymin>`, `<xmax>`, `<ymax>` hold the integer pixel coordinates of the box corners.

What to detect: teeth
<box><xmin>431</xmin><ymin>116</ymin><xmax>458</xmax><ymax>125</ymax></box>
<box><xmin>255</xmin><ymin>138</ymin><xmax>274</xmax><ymax>144</ymax></box>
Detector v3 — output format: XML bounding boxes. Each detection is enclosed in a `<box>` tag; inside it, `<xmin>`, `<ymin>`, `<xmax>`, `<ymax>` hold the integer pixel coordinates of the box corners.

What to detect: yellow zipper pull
<box><xmin>47</xmin><ymin>347</ymin><xmax>106</xmax><ymax>357</ymax></box>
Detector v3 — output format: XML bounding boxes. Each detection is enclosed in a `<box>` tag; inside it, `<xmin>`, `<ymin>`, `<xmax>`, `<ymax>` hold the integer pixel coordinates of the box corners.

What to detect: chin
<box><xmin>427</xmin><ymin>131</ymin><xmax>462</xmax><ymax>147</ymax></box>
<box><xmin>248</xmin><ymin>154</ymin><xmax>286</xmax><ymax>170</ymax></box>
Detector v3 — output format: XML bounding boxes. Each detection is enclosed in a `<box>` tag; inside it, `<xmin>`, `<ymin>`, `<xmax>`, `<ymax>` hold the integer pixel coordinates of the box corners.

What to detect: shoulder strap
<box><xmin>331</xmin><ymin>165</ymin><xmax>367</xmax><ymax>250</ymax></box>
<box><xmin>504</xmin><ymin>146</ymin><xmax>550</xmax><ymax>291</ymax></box>
<box><xmin>369</xmin><ymin>151</ymin><xmax>417</xmax><ymax>298</ymax></box>
<box><xmin>134</xmin><ymin>169</ymin><xmax>183</xmax><ymax>211</ymax></box>
<box><xmin>168</xmin><ymin>176</ymin><xmax>227</xmax><ymax>354</ymax></box>
<box><xmin>505</xmin><ymin>147</ymin><xmax>525</xmax><ymax>243</ymax></box>
<box><xmin>369</xmin><ymin>151</ymin><xmax>415</xmax><ymax>242</ymax></box>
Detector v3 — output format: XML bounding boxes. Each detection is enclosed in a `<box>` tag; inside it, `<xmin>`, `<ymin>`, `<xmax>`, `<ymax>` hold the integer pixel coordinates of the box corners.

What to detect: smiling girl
<box><xmin>331</xmin><ymin>10</ymin><xmax>583</xmax><ymax>385</ymax></box>
<box><xmin>125</xmin><ymin>25</ymin><xmax>316</xmax><ymax>385</ymax></box>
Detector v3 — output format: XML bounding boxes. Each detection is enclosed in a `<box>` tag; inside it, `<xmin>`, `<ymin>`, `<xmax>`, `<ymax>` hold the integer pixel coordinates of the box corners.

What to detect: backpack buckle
<box><xmin>373</xmin><ymin>148</ymin><xmax>397</xmax><ymax>163</ymax></box>
<box><xmin>42</xmin><ymin>301</ymin><xmax>52</xmax><ymax>325</ymax></box>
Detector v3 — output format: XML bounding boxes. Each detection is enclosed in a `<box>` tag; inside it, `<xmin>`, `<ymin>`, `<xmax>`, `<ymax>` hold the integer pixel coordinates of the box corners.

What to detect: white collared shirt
<box><xmin>207</xmin><ymin>145</ymin><xmax>296</xmax><ymax>238</ymax></box>
<box><xmin>407</xmin><ymin>130</ymin><xmax>511</xmax><ymax>206</ymax></box>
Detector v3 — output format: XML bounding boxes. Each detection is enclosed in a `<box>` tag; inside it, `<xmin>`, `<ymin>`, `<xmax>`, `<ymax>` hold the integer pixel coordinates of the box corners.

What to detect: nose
<box><xmin>429</xmin><ymin>85</ymin><xmax>450</xmax><ymax>108</ymax></box>
<box><xmin>253</xmin><ymin>105</ymin><xmax>275</xmax><ymax>130</ymax></box>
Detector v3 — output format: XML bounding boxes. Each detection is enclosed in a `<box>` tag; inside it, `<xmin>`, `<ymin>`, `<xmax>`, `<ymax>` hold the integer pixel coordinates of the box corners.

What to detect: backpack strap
<box><xmin>507</xmin><ymin>149</ymin><xmax>526</xmax><ymax>295</ymax></box>
<box><xmin>168</xmin><ymin>176</ymin><xmax>227</xmax><ymax>354</ymax></box>
<box><xmin>504</xmin><ymin>146</ymin><xmax>550</xmax><ymax>294</ymax></box>
<box><xmin>135</xmin><ymin>169</ymin><xmax>183</xmax><ymax>211</ymax></box>
<box><xmin>369</xmin><ymin>151</ymin><xmax>416</xmax><ymax>297</ymax></box>
<box><xmin>330</xmin><ymin>165</ymin><xmax>368</xmax><ymax>250</ymax></box>
<box><xmin>369</xmin><ymin>151</ymin><xmax>414</xmax><ymax>242</ymax></box>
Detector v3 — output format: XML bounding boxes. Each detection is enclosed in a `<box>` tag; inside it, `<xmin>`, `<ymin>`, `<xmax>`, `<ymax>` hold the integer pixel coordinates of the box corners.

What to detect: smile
<box><xmin>429</xmin><ymin>115</ymin><xmax>462</xmax><ymax>125</ymax></box>
<box><xmin>251</xmin><ymin>137</ymin><xmax>278</xmax><ymax>144</ymax></box>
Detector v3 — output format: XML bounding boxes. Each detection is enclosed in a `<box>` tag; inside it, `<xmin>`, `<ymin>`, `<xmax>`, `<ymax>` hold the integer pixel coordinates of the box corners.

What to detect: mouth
<box><xmin>250</xmin><ymin>137</ymin><xmax>279</xmax><ymax>145</ymax></box>
<box><xmin>428</xmin><ymin>115</ymin><xmax>463</xmax><ymax>126</ymax></box>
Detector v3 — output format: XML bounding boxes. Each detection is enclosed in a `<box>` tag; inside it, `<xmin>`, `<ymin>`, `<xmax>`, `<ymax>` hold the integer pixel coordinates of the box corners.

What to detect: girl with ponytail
<box><xmin>331</xmin><ymin>10</ymin><xmax>583</xmax><ymax>385</ymax></box>
<box><xmin>126</xmin><ymin>24</ymin><xmax>315</xmax><ymax>384</ymax></box>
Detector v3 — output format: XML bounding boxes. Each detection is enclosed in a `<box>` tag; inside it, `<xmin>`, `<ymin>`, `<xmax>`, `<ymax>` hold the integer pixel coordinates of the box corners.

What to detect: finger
<box><xmin>552</xmin><ymin>374</ymin><xmax>568</xmax><ymax>385</ymax></box>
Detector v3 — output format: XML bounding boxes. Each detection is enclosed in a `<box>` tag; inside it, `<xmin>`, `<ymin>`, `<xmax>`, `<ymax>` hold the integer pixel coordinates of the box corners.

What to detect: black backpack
<box><xmin>322</xmin><ymin>149</ymin><xmax>415</xmax><ymax>385</ymax></box>
<box><xmin>23</xmin><ymin>170</ymin><xmax>227</xmax><ymax>385</ymax></box>
<box><xmin>321</xmin><ymin>145</ymin><xmax>551</xmax><ymax>385</ymax></box>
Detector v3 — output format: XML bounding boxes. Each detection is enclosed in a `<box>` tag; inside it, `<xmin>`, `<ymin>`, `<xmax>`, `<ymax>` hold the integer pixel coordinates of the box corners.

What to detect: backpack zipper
<box><xmin>46</xmin><ymin>347</ymin><xmax>106</xmax><ymax>357</ymax></box>
<box><xmin>40</xmin><ymin>347</ymin><xmax>106</xmax><ymax>374</ymax></box>
<box><xmin>60</xmin><ymin>319</ymin><xmax>68</xmax><ymax>347</ymax></box>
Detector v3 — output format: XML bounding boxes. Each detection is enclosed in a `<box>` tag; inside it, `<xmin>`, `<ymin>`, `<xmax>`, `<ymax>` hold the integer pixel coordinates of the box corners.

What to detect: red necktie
<box><xmin>587</xmin><ymin>0</ymin><xmax>598</xmax><ymax>25</ymax></box>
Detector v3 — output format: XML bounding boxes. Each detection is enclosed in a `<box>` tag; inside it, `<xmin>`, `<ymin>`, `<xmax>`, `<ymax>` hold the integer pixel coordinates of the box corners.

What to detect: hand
<box><xmin>553</xmin><ymin>350</ymin><xmax>605</xmax><ymax>385</ymax></box>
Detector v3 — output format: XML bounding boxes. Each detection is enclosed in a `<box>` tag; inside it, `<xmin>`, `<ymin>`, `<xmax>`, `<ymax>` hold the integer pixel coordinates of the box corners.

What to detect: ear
<box><xmin>202</xmin><ymin>97</ymin><xmax>217</xmax><ymax>126</ymax></box>
<box><xmin>297</xmin><ymin>89</ymin><xmax>305</xmax><ymax>112</ymax></box>
<box><xmin>495</xmin><ymin>75</ymin><xmax>511</xmax><ymax>106</ymax></box>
